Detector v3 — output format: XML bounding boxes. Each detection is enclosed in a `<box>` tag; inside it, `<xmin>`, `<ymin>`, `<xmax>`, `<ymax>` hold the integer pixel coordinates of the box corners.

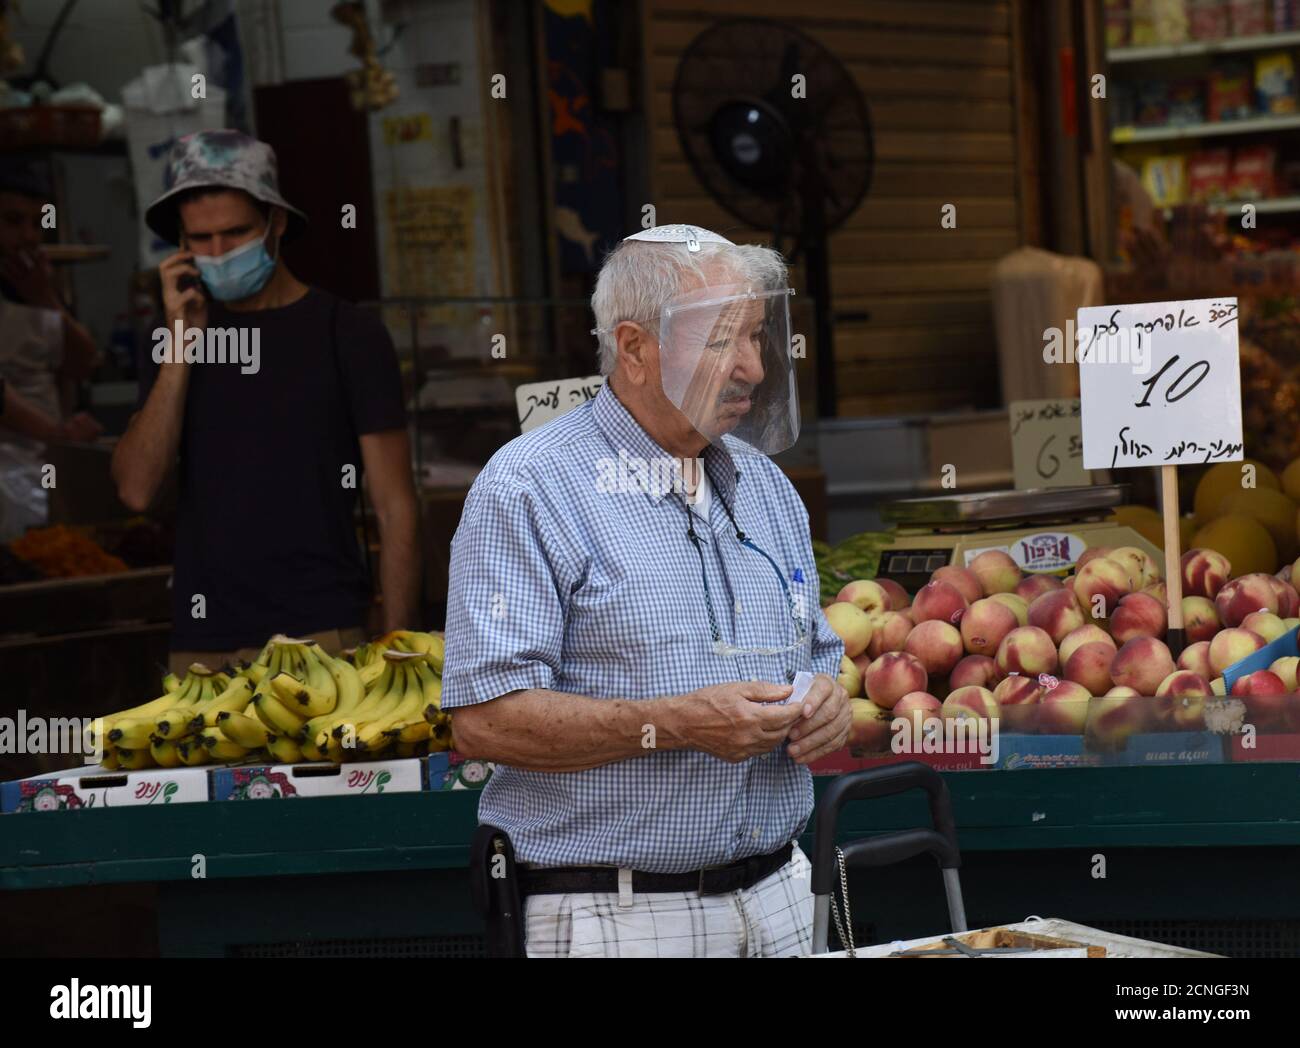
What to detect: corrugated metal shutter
<box><xmin>643</xmin><ymin>0</ymin><xmax>1020</xmax><ymax>415</ymax></box>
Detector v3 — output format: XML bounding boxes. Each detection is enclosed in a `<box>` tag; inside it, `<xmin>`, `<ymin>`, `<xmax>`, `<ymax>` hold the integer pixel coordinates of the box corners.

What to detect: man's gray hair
<box><xmin>591</xmin><ymin>239</ymin><xmax>788</xmax><ymax>375</ymax></box>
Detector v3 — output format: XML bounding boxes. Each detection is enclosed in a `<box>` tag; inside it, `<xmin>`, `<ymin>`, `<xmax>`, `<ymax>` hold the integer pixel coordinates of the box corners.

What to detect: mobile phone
<box><xmin>177</xmin><ymin>271</ymin><xmax>210</xmax><ymax>299</ymax></box>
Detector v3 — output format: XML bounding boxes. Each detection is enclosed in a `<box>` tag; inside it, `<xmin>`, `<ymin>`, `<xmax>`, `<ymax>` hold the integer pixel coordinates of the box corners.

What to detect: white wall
<box><xmin>268</xmin><ymin>0</ymin><xmax>380</xmax><ymax>83</ymax></box>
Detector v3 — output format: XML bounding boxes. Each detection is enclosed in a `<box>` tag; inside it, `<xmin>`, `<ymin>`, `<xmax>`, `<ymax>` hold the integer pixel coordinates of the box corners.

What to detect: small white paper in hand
<box><xmin>785</xmin><ymin>671</ymin><xmax>817</xmax><ymax>706</ymax></box>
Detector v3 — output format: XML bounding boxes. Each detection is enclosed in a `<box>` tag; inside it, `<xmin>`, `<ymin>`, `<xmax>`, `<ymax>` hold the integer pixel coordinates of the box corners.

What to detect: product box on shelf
<box><xmin>0</xmin><ymin>763</ymin><xmax>210</xmax><ymax>813</ymax></box>
<box><xmin>1208</xmin><ymin>63</ymin><xmax>1255</xmax><ymax>121</ymax></box>
<box><xmin>1104</xmin><ymin>0</ymin><xmax>1129</xmax><ymax>50</ymax></box>
<box><xmin>427</xmin><ymin>751</ymin><xmax>494</xmax><ymax>790</ymax></box>
<box><xmin>1189</xmin><ymin>0</ymin><xmax>1231</xmax><ymax>41</ymax></box>
<box><xmin>1230</xmin><ymin>0</ymin><xmax>1271</xmax><ymax>37</ymax></box>
<box><xmin>209</xmin><ymin>757</ymin><xmax>425</xmax><ymax>800</ymax></box>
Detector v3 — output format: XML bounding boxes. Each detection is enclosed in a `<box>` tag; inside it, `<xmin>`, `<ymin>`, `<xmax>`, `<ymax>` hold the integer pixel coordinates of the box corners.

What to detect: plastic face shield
<box><xmin>657</xmin><ymin>282</ymin><xmax>799</xmax><ymax>455</ymax></box>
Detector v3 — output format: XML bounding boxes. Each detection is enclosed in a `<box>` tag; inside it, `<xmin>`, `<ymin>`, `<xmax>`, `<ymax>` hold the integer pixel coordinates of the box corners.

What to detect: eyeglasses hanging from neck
<box><xmin>675</xmin><ymin>459</ymin><xmax>809</xmax><ymax>658</ymax></box>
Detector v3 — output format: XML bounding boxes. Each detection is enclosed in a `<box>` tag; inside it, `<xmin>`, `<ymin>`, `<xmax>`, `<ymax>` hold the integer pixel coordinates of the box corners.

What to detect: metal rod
<box><xmin>943</xmin><ymin>869</ymin><xmax>969</xmax><ymax>932</ymax></box>
<box><xmin>812</xmin><ymin>895</ymin><xmax>830</xmax><ymax>954</ymax></box>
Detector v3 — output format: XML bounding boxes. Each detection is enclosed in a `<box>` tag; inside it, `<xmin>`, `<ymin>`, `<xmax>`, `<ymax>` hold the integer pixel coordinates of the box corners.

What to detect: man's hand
<box><xmin>679</xmin><ymin>681</ymin><xmax>804</xmax><ymax>763</ymax></box>
<box><xmin>785</xmin><ymin>674</ymin><xmax>851</xmax><ymax>765</ymax></box>
<box><xmin>0</xmin><ymin>248</ymin><xmax>60</xmax><ymax>309</ymax></box>
<box><xmin>159</xmin><ymin>250</ymin><xmax>208</xmax><ymax>331</ymax></box>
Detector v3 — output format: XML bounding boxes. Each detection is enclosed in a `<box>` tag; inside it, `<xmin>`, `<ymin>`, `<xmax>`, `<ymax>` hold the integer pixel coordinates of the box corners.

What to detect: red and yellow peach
<box><xmin>968</xmin><ymin>550</ymin><xmax>1022</xmax><ymax>596</ymax></box>
<box><xmin>1109</xmin><ymin>637</ymin><xmax>1176</xmax><ymax>696</ymax></box>
<box><xmin>911</xmin><ymin>580</ymin><xmax>969</xmax><ymax>626</ymax></box>
<box><xmin>960</xmin><ymin>598</ymin><xmax>1018</xmax><ymax>657</ymax></box>
<box><xmin>931</xmin><ymin>565</ymin><xmax>983</xmax><ymax>605</ymax></box>
<box><xmin>1180</xmin><ymin>548</ymin><xmax>1231</xmax><ymax>600</ymax></box>
<box><xmin>863</xmin><ymin>652</ymin><xmax>929</xmax><ymax>710</ymax></box>
<box><xmin>823</xmin><ymin>602</ymin><xmax>874</xmax><ymax>658</ymax></box>
<box><xmin>904</xmin><ymin>620</ymin><xmax>964</xmax><ymax>677</ymax></box>
<box><xmin>995</xmin><ymin>626</ymin><xmax>1059</xmax><ymax>678</ymax></box>
<box><xmin>1028</xmin><ymin>589</ymin><xmax>1086</xmax><ymax>646</ymax></box>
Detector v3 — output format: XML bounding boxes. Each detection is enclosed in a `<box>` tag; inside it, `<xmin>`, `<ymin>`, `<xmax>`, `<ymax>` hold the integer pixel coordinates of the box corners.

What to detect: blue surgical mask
<box><xmin>195</xmin><ymin>226</ymin><xmax>277</xmax><ymax>302</ymax></box>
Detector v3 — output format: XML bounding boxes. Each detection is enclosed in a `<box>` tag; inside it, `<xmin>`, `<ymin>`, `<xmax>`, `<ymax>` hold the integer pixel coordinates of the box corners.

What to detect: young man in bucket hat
<box><xmin>112</xmin><ymin>130</ymin><xmax>419</xmax><ymax>672</ymax></box>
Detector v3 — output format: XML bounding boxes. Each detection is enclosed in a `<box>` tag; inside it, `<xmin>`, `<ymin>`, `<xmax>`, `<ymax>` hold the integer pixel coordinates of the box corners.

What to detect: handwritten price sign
<box><xmin>1076</xmin><ymin>298</ymin><xmax>1243</xmax><ymax>470</ymax></box>
<box><xmin>515</xmin><ymin>375</ymin><xmax>605</xmax><ymax>433</ymax></box>
<box><xmin>1009</xmin><ymin>398</ymin><xmax>1089</xmax><ymax>489</ymax></box>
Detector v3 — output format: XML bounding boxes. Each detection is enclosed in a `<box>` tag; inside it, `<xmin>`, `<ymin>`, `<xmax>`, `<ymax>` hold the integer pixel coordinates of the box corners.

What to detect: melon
<box><xmin>1191</xmin><ymin>514</ymin><xmax>1278</xmax><ymax>578</ymax></box>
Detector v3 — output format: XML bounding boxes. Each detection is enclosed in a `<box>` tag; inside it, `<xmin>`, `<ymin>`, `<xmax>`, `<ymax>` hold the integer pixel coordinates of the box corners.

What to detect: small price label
<box><xmin>1009</xmin><ymin>398</ymin><xmax>1089</xmax><ymax>490</ymax></box>
<box><xmin>516</xmin><ymin>375</ymin><xmax>605</xmax><ymax>433</ymax></box>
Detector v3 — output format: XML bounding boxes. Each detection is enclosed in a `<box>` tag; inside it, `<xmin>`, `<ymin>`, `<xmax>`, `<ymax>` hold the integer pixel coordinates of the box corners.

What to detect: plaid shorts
<box><xmin>523</xmin><ymin>843</ymin><xmax>814</xmax><ymax>958</ymax></box>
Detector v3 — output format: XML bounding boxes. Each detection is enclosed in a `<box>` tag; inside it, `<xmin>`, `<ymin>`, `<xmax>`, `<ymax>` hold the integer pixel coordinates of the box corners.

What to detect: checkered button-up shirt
<box><xmin>441</xmin><ymin>383</ymin><xmax>843</xmax><ymax>873</ymax></box>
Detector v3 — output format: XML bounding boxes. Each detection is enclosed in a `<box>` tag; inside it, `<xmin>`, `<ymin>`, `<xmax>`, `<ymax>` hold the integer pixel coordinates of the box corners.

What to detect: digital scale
<box><xmin>873</xmin><ymin>485</ymin><xmax>1163</xmax><ymax>595</ymax></box>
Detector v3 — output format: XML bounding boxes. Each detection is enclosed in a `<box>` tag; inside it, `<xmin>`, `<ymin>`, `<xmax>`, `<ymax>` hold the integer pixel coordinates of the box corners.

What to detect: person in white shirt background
<box><xmin>0</xmin><ymin>160</ymin><xmax>102</xmax><ymax>537</ymax></box>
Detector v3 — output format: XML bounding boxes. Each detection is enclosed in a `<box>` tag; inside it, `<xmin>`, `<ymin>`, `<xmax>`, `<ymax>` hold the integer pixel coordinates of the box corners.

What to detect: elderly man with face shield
<box><xmin>442</xmin><ymin>225</ymin><xmax>849</xmax><ymax>958</ymax></box>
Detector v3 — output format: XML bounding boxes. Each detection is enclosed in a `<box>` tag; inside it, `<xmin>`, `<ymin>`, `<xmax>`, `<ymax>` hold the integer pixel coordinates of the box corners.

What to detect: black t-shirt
<box><xmin>137</xmin><ymin>288</ymin><xmax>405</xmax><ymax>649</ymax></box>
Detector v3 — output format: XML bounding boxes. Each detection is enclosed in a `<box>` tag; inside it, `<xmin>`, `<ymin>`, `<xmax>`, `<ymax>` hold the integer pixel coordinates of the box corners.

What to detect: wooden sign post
<box><xmin>1161</xmin><ymin>465</ymin><xmax>1185</xmax><ymax>656</ymax></box>
<box><xmin>1076</xmin><ymin>298</ymin><xmax>1244</xmax><ymax>658</ymax></box>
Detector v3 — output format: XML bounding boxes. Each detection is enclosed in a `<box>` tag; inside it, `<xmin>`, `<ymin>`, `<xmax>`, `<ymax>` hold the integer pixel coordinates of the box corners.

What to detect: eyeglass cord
<box><xmin>676</xmin><ymin>461</ymin><xmax>808</xmax><ymax>652</ymax></box>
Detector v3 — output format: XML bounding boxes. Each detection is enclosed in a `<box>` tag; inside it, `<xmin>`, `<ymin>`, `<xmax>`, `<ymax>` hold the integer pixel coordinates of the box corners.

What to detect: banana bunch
<box><xmin>373</xmin><ymin>630</ymin><xmax>445</xmax><ymax>672</ymax></box>
<box><xmin>100</xmin><ymin>663</ymin><xmax>264</xmax><ymax>770</ymax></box>
<box><xmin>92</xmin><ymin>664</ymin><xmax>225</xmax><ymax>756</ymax></box>
<box><xmin>89</xmin><ymin>632</ymin><xmax>452</xmax><ymax>770</ymax></box>
<box><xmin>306</xmin><ymin>648</ymin><xmax>448</xmax><ymax>762</ymax></box>
<box><xmin>247</xmin><ymin>636</ymin><xmax>342</xmax><ymax>759</ymax></box>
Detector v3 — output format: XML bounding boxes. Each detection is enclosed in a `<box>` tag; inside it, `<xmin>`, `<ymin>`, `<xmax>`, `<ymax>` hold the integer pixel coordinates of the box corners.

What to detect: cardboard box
<box><xmin>1</xmin><ymin>763</ymin><xmax>210</xmax><ymax>813</ymax></box>
<box><xmin>809</xmin><ymin>747</ymin><xmax>989</xmax><ymax>776</ymax></box>
<box><xmin>860</xmin><ymin>750</ymin><xmax>990</xmax><ymax>772</ymax></box>
<box><xmin>1110</xmin><ymin>731</ymin><xmax>1227</xmax><ymax>767</ymax></box>
<box><xmin>995</xmin><ymin>734</ymin><xmax>1108</xmax><ymax>770</ymax></box>
<box><xmin>427</xmin><ymin>751</ymin><xmax>493</xmax><ymax>790</ymax></box>
<box><xmin>808</xmin><ymin>747</ymin><xmax>871</xmax><ymax>776</ymax></box>
<box><xmin>1228</xmin><ymin>733</ymin><xmax>1300</xmax><ymax>762</ymax></box>
<box><xmin>209</xmin><ymin>758</ymin><xmax>425</xmax><ymax>800</ymax></box>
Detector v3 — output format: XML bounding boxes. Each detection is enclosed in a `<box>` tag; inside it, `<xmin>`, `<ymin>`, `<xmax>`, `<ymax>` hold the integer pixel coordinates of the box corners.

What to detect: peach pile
<box><xmin>824</xmin><ymin>543</ymin><xmax>1300</xmax><ymax>744</ymax></box>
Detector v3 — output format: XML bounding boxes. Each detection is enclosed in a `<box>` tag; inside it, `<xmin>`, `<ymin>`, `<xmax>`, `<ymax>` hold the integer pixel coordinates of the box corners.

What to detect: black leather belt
<box><xmin>518</xmin><ymin>842</ymin><xmax>794</xmax><ymax>897</ymax></box>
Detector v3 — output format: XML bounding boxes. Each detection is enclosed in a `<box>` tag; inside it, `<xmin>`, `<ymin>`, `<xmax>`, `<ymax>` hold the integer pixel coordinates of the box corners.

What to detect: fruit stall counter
<box><xmin>4</xmin><ymin>763</ymin><xmax>1300</xmax><ymax>957</ymax></box>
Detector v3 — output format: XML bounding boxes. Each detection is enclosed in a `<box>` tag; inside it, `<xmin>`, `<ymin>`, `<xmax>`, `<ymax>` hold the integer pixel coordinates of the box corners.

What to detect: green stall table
<box><xmin>3</xmin><ymin>763</ymin><xmax>1300</xmax><ymax>957</ymax></box>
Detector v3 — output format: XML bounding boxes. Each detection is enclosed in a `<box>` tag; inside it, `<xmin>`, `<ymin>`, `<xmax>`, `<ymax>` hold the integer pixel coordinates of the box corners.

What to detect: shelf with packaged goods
<box><xmin>1157</xmin><ymin>195</ymin><xmax>1300</xmax><ymax>218</ymax></box>
<box><xmin>1113</xmin><ymin>112</ymin><xmax>1300</xmax><ymax>144</ymax></box>
<box><xmin>1109</xmin><ymin>29</ymin><xmax>1300</xmax><ymax>64</ymax></box>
